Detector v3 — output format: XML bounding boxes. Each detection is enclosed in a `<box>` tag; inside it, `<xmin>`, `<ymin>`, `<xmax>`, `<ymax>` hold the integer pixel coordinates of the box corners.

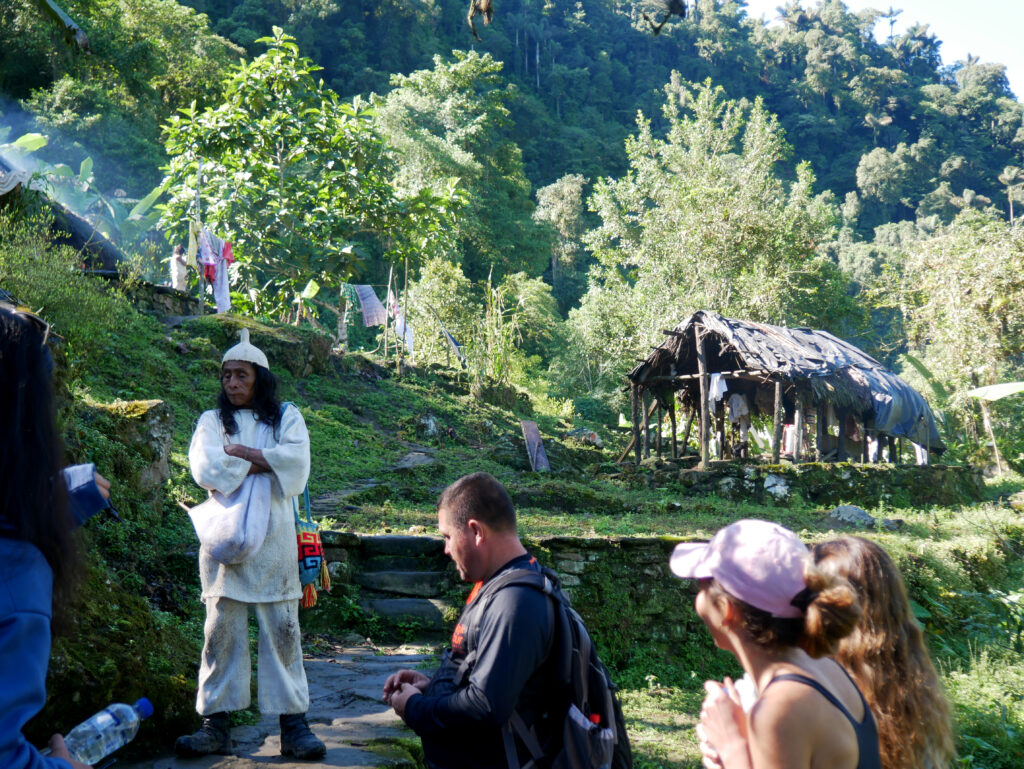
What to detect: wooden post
<box><xmin>696</xmin><ymin>328</ymin><xmax>710</xmax><ymax>467</ymax></box>
<box><xmin>771</xmin><ymin>380</ymin><xmax>784</xmax><ymax>464</ymax></box>
<box><xmin>656</xmin><ymin>404</ymin><xmax>663</xmax><ymax>459</ymax></box>
<box><xmin>669</xmin><ymin>397</ymin><xmax>678</xmax><ymax>459</ymax></box>
<box><xmin>716</xmin><ymin>401</ymin><xmax>726</xmax><ymax>459</ymax></box>
<box><xmin>837</xmin><ymin>409</ymin><xmax>849</xmax><ymax>462</ymax></box>
<box><xmin>816</xmin><ymin>404</ymin><xmax>826</xmax><ymax>461</ymax></box>
<box><xmin>631</xmin><ymin>384</ymin><xmax>641</xmax><ymax>465</ymax></box>
<box><xmin>642</xmin><ymin>390</ymin><xmax>651</xmax><ymax>459</ymax></box>
<box><xmin>887</xmin><ymin>435</ymin><xmax>897</xmax><ymax>463</ymax></box>
<box><xmin>979</xmin><ymin>400</ymin><xmax>1005</xmax><ymax>474</ymax></box>
<box><xmin>382</xmin><ymin>265</ymin><xmax>393</xmax><ymax>362</ymax></box>
<box><xmin>681</xmin><ymin>408</ymin><xmax>695</xmax><ymax>456</ymax></box>
<box><xmin>793</xmin><ymin>396</ymin><xmax>804</xmax><ymax>464</ymax></box>
<box><xmin>861</xmin><ymin>419</ymin><xmax>869</xmax><ymax>463</ymax></box>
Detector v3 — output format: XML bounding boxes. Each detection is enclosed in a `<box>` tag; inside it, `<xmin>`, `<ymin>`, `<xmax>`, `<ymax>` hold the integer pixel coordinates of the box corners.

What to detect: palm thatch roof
<box><xmin>628</xmin><ymin>310</ymin><xmax>943</xmax><ymax>450</ymax></box>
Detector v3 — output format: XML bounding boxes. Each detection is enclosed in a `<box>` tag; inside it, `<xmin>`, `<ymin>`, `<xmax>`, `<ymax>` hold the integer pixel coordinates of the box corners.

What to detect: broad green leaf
<box><xmin>966</xmin><ymin>382</ymin><xmax>1024</xmax><ymax>401</ymax></box>
<box><xmin>12</xmin><ymin>133</ymin><xmax>47</xmax><ymax>152</ymax></box>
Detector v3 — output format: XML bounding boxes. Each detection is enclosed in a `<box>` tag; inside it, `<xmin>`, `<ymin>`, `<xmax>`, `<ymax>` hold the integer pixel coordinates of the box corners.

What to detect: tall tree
<box><xmin>160</xmin><ymin>28</ymin><xmax>399</xmax><ymax>327</ymax></box>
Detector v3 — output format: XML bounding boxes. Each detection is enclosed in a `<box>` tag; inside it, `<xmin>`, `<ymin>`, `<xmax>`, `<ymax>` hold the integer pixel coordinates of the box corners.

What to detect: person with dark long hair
<box><xmin>176</xmin><ymin>329</ymin><xmax>325</xmax><ymax>761</ymax></box>
<box><xmin>0</xmin><ymin>307</ymin><xmax>88</xmax><ymax>769</ymax></box>
<box><xmin>673</xmin><ymin>519</ymin><xmax>882</xmax><ymax>769</ymax></box>
<box><xmin>812</xmin><ymin>537</ymin><xmax>955</xmax><ymax>769</ymax></box>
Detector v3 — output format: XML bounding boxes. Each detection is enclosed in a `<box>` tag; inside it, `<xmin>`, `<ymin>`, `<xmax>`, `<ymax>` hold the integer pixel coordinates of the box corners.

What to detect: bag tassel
<box><xmin>301</xmin><ymin>582</ymin><xmax>318</xmax><ymax>609</ymax></box>
<box><xmin>318</xmin><ymin>560</ymin><xmax>331</xmax><ymax>592</ymax></box>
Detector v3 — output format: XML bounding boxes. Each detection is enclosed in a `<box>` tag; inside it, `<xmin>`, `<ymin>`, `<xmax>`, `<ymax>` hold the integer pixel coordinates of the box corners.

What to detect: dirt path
<box><xmin>118</xmin><ymin>643</ymin><xmax>435</xmax><ymax>769</ymax></box>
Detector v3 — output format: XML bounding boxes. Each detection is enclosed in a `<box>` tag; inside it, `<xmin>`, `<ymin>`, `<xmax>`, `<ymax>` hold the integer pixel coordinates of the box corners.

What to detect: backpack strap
<box><xmin>453</xmin><ymin>568</ymin><xmax>555</xmax><ymax>687</ymax></box>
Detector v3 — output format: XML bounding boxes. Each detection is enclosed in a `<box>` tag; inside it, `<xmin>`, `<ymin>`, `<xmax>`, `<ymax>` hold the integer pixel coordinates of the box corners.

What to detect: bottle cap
<box><xmin>134</xmin><ymin>698</ymin><xmax>155</xmax><ymax>719</ymax></box>
<box><xmin>588</xmin><ymin>713</ymin><xmax>601</xmax><ymax>725</ymax></box>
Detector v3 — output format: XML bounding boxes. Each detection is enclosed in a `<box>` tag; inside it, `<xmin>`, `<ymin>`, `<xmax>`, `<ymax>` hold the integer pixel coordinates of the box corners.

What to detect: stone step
<box><xmin>360</xmin><ymin>534</ymin><xmax>444</xmax><ymax>557</ymax></box>
<box><xmin>356</xmin><ymin>570</ymin><xmax>449</xmax><ymax>598</ymax></box>
<box><xmin>360</xmin><ymin>598</ymin><xmax>451</xmax><ymax>632</ymax></box>
<box><xmin>362</xmin><ymin>553</ymin><xmax>449</xmax><ymax>572</ymax></box>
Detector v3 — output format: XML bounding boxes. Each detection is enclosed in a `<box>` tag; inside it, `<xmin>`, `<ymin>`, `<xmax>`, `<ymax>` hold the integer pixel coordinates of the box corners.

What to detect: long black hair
<box><xmin>217</xmin><ymin>362</ymin><xmax>282</xmax><ymax>436</ymax></box>
<box><xmin>0</xmin><ymin>310</ymin><xmax>81</xmax><ymax>623</ymax></box>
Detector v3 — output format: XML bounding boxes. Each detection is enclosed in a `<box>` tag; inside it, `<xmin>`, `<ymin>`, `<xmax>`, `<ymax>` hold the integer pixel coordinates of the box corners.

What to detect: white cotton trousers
<box><xmin>196</xmin><ymin>596</ymin><xmax>309</xmax><ymax>716</ymax></box>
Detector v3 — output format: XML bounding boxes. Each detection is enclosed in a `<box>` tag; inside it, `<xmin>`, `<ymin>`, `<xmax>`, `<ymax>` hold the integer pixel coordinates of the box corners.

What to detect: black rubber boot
<box><xmin>174</xmin><ymin>712</ymin><xmax>231</xmax><ymax>757</ymax></box>
<box><xmin>280</xmin><ymin>712</ymin><xmax>326</xmax><ymax>760</ymax></box>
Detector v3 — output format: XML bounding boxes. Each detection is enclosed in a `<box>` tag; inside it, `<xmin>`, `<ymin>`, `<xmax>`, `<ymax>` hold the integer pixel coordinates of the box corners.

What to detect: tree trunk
<box><xmin>337</xmin><ymin>288</ymin><xmax>349</xmax><ymax>352</ymax></box>
<box><xmin>979</xmin><ymin>399</ymin><xmax>1005</xmax><ymax>474</ymax></box>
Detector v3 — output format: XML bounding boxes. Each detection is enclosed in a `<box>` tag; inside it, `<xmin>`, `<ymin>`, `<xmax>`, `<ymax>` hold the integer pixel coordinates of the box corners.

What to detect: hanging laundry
<box><xmin>387</xmin><ymin>289</ymin><xmax>414</xmax><ymax>354</ymax></box>
<box><xmin>708</xmin><ymin>372</ymin><xmax>728</xmax><ymax>407</ymax></box>
<box><xmin>353</xmin><ymin>284</ymin><xmax>387</xmax><ymax>327</ymax></box>
<box><xmin>440</xmin><ymin>324</ymin><xmax>466</xmax><ymax>367</ymax></box>
<box><xmin>196</xmin><ymin>226</ymin><xmax>234</xmax><ymax>313</ymax></box>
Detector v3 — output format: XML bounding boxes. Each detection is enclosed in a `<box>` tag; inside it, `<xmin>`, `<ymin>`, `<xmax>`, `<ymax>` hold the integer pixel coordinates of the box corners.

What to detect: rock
<box><xmin>764</xmin><ymin>473</ymin><xmax>790</xmax><ymax>500</ymax></box>
<box><xmin>84</xmin><ymin>399</ymin><xmax>174</xmax><ymax>493</ymax></box>
<box><xmin>564</xmin><ymin>427</ymin><xmax>603</xmax><ymax>448</ymax></box>
<box><xmin>416</xmin><ymin>414</ymin><xmax>439</xmax><ymax>439</ymax></box>
<box><xmin>1009</xmin><ymin>491</ymin><xmax>1024</xmax><ymax>513</ymax></box>
<box><xmin>394</xmin><ymin>451</ymin><xmax>436</xmax><ymax>471</ymax></box>
<box><xmin>827</xmin><ymin>504</ymin><xmax>876</xmax><ymax>529</ymax></box>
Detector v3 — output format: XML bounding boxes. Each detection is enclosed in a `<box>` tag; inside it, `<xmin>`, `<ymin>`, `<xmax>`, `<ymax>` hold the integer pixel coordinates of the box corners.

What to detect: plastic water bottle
<box><xmin>62</xmin><ymin>698</ymin><xmax>154</xmax><ymax>764</ymax></box>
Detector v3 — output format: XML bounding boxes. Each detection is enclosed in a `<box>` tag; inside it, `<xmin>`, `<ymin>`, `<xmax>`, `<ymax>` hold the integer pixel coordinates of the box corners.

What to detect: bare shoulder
<box><xmin>749</xmin><ymin>677</ymin><xmax>859</xmax><ymax>769</ymax></box>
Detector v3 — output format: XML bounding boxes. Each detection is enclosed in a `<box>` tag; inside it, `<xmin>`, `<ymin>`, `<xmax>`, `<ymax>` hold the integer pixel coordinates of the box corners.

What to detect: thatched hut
<box><xmin>625</xmin><ymin>310</ymin><xmax>943</xmax><ymax>465</ymax></box>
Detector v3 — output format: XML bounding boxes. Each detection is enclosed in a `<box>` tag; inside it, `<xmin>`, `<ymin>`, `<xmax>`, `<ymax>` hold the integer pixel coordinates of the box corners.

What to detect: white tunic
<box><xmin>188</xmin><ymin>405</ymin><xmax>309</xmax><ymax>603</ymax></box>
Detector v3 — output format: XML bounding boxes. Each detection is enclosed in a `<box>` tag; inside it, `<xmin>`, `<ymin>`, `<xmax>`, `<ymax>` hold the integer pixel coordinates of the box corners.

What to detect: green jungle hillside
<box><xmin>3</xmin><ymin>214</ymin><xmax>1024</xmax><ymax>767</ymax></box>
<box><xmin>1</xmin><ymin>0</ymin><xmax>1024</xmax><ymax>765</ymax></box>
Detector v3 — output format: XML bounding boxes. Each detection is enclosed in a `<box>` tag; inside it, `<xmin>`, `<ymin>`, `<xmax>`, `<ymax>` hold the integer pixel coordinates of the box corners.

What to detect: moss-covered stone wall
<box><xmin>606</xmin><ymin>460</ymin><xmax>984</xmax><ymax>508</ymax></box>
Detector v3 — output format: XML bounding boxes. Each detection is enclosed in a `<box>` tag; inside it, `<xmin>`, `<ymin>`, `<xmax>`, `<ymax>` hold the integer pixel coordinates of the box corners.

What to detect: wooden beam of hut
<box><xmin>643</xmin><ymin>370</ymin><xmax>770</xmax><ymax>383</ymax></box>
<box><xmin>642</xmin><ymin>389</ymin><xmax>651</xmax><ymax>459</ymax></box>
<box><xmin>618</xmin><ymin>393</ymin><xmax>661</xmax><ymax>464</ymax></box>
<box><xmin>696</xmin><ymin>327</ymin><xmax>710</xmax><ymax>466</ymax></box>
<box><xmin>771</xmin><ymin>380</ymin><xmax>784</xmax><ymax>463</ymax></box>
<box><xmin>669</xmin><ymin>397</ymin><xmax>678</xmax><ymax>458</ymax></box>
<box><xmin>794</xmin><ymin>396</ymin><xmax>804</xmax><ymax>463</ymax></box>
<box><xmin>631</xmin><ymin>383</ymin><xmax>641</xmax><ymax>465</ymax></box>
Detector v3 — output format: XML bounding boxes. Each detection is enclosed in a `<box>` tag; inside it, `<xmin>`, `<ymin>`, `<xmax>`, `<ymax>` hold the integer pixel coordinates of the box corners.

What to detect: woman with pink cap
<box><xmin>671</xmin><ymin>519</ymin><xmax>881</xmax><ymax>769</ymax></box>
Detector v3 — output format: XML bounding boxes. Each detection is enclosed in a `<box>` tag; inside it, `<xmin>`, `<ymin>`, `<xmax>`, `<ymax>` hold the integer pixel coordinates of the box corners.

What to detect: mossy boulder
<box><xmin>76</xmin><ymin>399</ymin><xmax>174</xmax><ymax>494</ymax></box>
<box><xmin>27</xmin><ymin>563</ymin><xmax>199</xmax><ymax>758</ymax></box>
<box><xmin>183</xmin><ymin>314</ymin><xmax>332</xmax><ymax>377</ymax></box>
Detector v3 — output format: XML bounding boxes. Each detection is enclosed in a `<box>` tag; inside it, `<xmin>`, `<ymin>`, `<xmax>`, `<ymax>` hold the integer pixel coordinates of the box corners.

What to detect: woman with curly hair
<box><xmin>812</xmin><ymin>537</ymin><xmax>955</xmax><ymax>769</ymax></box>
<box><xmin>673</xmin><ymin>519</ymin><xmax>881</xmax><ymax>769</ymax></box>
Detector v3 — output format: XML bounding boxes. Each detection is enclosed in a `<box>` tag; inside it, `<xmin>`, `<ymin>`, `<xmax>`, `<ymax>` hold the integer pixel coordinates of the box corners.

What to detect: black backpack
<box><xmin>458</xmin><ymin>565</ymin><xmax>633</xmax><ymax>769</ymax></box>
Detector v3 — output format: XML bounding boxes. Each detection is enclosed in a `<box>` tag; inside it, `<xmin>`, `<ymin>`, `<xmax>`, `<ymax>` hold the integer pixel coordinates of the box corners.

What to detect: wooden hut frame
<box><xmin>624</xmin><ymin>311</ymin><xmax>944</xmax><ymax>466</ymax></box>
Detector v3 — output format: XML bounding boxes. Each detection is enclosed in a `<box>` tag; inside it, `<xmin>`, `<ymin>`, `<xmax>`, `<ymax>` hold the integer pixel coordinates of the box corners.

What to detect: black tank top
<box><xmin>764</xmin><ymin>667</ymin><xmax>882</xmax><ymax>769</ymax></box>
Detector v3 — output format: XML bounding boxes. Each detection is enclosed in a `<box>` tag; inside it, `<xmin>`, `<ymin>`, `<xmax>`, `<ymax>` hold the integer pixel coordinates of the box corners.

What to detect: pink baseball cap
<box><xmin>670</xmin><ymin>519</ymin><xmax>810</xmax><ymax>619</ymax></box>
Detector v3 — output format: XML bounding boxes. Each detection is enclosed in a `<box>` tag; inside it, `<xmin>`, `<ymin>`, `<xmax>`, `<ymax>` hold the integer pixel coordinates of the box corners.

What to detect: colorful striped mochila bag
<box><xmin>294</xmin><ymin>485</ymin><xmax>330</xmax><ymax>608</ymax></box>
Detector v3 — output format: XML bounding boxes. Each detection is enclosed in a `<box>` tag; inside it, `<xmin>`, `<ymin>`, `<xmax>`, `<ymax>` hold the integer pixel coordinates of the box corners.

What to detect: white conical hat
<box><xmin>222</xmin><ymin>328</ymin><xmax>269</xmax><ymax>370</ymax></box>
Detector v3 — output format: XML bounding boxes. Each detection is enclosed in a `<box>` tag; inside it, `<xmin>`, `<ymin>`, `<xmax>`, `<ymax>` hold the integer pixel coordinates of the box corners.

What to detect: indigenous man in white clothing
<box><xmin>176</xmin><ymin>329</ymin><xmax>326</xmax><ymax>760</ymax></box>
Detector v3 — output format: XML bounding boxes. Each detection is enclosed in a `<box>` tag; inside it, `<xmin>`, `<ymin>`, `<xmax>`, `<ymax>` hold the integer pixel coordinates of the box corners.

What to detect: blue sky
<box><xmin>740</xmin><ymin>0</ymin><xmax>1024</xmax><ymax>99</ymax></box>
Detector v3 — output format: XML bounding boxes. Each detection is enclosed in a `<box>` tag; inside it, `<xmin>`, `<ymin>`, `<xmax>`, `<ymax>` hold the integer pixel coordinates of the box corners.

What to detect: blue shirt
<box><xmin>0</xmin><ymin>538</ymin><xmax>73</xmax><ymax>769</ymax></box>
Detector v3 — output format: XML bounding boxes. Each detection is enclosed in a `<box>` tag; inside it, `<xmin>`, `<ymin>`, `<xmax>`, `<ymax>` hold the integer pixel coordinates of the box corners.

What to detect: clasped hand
<box><xmin>382</xmin><ymin>670</ymin><xmax>430</xmax><ymax>719</ymax></box>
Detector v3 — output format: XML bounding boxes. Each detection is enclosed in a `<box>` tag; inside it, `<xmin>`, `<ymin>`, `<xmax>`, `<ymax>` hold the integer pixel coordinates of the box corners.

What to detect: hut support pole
<box><xmin>716</xmin><ymin>402</ymin><xmax>726</xmax><ymax>459</ymax></box>
<box><xmin>696</xmin><ymin>328</ymin><xmax>710</xmax><ymax>467</ymax></box>
<box><xmin>771</xmin><ymin>380</ymin><xmax>783</xmax><ymax>464</ymax></box>
<box><xmin>816</xmin><ymin>404</ymin><xmax>826</xmax><ymax>461</ymax></box>
<box><xmin>861</xmin><ymin>420</ymin><xmax>869</xmax><ymax>464</ymax></box>
<box><xmin>631</xmin><ymin>384</ymin><xmax>641</xmax><ymax>465</ymax></box>
<box><xmin>837</xmin><ymin>409</ymin><xmax>849</xmax><ymax>462</ymax></box>
<box><xmin>681</xmin><ymin>408</ymin><xmax>695</xmax><ymax>456</ymax></box>
<box><xmin>656</xmin><ymin>404</ymin><xmax>663</xmax><ymax>459</ymax></box>
<box><xmin>669</xmin><ymin>399</ymin><xmax>677</xmax><ymax>459</ymax></box>
<box><xmin>642</xmin><ymin>390</ymin><xmax>651</xmax><ymax>459</ymax></box>
<box><xmin>793</xmin><ymin>397</ymin><xmax>804</xmax><ymax>464</ymax></box>
<box><xmin>887</xmin><ymin>436</ymin><xmax>896</xmax><ymax>464</ymax></box>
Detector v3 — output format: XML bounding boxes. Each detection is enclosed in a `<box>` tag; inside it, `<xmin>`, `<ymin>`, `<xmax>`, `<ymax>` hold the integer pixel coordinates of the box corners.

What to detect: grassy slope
<box><xmin>5</xmin><ymin>240</ymin><xmax>1022</xmax><ymax>766</ymax></box>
